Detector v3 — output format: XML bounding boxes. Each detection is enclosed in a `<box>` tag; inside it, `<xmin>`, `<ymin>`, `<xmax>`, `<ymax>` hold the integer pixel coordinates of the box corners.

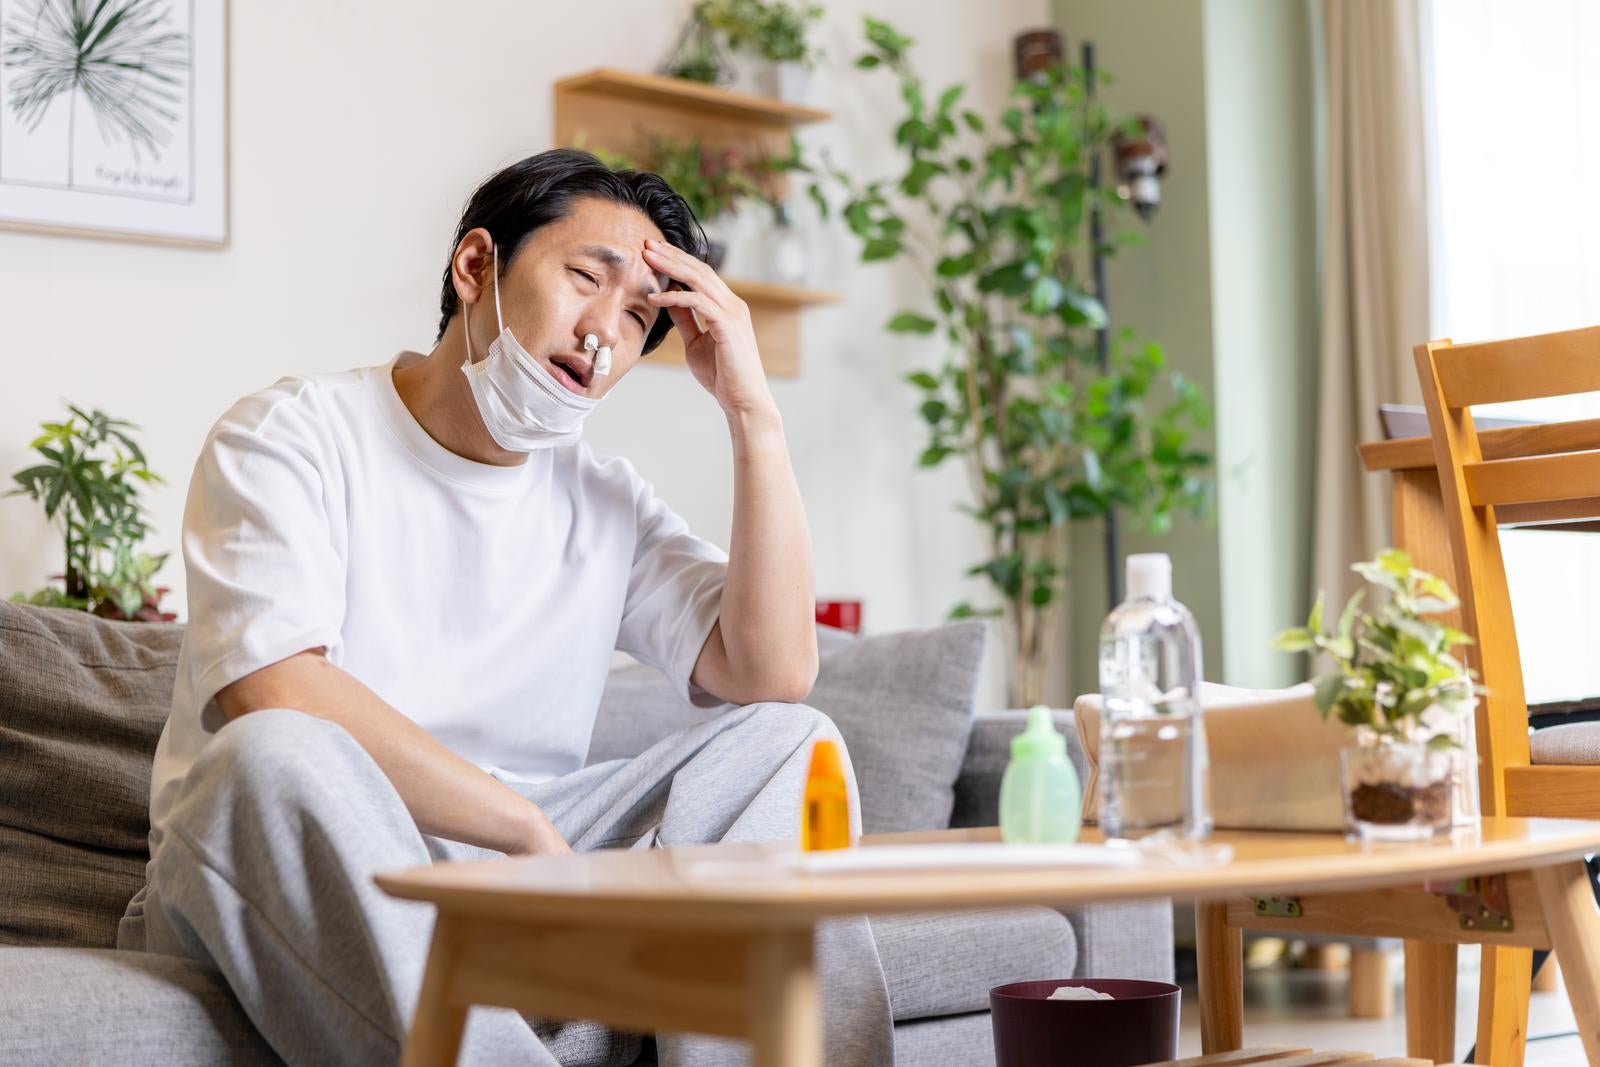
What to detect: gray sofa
<box><xmin>0</xmin><ymin>601</ymin><xmax>1171</xmax><ymax>1065</ymax></box>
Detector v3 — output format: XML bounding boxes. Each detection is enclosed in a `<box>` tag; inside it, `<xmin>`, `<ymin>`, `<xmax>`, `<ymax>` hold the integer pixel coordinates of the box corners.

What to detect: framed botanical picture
<box><xmin>0</xmin><ymin>0</ymin><xmax>228</xmax><ymax>248</ymax></box>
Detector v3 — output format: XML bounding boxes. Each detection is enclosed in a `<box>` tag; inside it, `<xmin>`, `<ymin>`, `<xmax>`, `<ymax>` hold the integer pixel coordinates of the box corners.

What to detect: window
<box><xmin>1428</xmin><ymin>0</ymin><xmax>1600</xmax><ymax>703</ymax></box>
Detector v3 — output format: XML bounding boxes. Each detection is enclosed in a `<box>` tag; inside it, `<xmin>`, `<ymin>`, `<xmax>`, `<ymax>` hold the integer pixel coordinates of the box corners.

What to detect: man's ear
<box><xmin>451</xmin><ymin>228</ymin><xmax>496</xmax><ymax>308</ymax></box>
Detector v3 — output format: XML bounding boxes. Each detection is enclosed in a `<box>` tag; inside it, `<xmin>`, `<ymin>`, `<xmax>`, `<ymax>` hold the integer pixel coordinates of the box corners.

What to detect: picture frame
<box><xmin>0</xmin><ymin>0</ymin><xmax>228</xmax><ymax>249</ymax></box>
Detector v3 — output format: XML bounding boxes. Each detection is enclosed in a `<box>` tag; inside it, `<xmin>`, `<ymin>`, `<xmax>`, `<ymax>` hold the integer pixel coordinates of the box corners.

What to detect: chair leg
<box><xmin>1404</xmin><ymin>940</ymin><xmax>1456</xmax><ymax>1062</ymax></box>
<box><xmin>1532</xmin><ymin>951</ymin><xmax>1559</xmax><ymax>993</ymax></box>
<box><xmin>1475</xmin><ymin>945</ymin><xmax>1532</xmax><ymax>1067</ymax></box>
<box><xmin>1350</xmin><ymin>946</ymin><xmax>1393</xmax><ymax>1018</ymax></box>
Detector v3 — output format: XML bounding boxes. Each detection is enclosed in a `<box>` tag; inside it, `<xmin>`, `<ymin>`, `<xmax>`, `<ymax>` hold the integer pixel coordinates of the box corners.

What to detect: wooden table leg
<box><xmin>1351</xmin><ymin>946</ymin><xmax>1393</xmax><ymax>1018</ymax></box>
<box><xmin>1532</xmin><ymin>861</ymin><xmax>1600</xmax><ymax>1064</ymax></box>
<box><xmin>1403</xmin><ymin>940</ymin><xmax>1456</xmax><ymax>1062</ymax></box>
<box><xmin>747</xmin><ymin>927</ymin><xmax>821</xmax><ymax>1067</ymax></box>
<box><xmin>403</xmin><ymin>914</ymin><xmax>469</xmax><ymax>1067</ymax></box>
<box><xmin>1477</xmin><ymin>945</ymin><xmax>1531</xmax><ymax>1067</ymax></box>
<box><xmin>1196</xmin><ymin>902</ymin><xmax>1244</xmax><ymax>1053</ymax></box>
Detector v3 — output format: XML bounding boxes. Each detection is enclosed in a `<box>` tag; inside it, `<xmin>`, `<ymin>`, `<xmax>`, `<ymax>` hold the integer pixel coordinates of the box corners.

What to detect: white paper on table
<box><xmin>682</xmin><ymin>840</ymin><xmax>1233</xmax><ymax>881</ymax></box>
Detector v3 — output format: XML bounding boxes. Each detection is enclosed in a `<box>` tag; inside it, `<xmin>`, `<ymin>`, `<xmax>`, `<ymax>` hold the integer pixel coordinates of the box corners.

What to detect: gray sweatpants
<box><xmin>118</xmin><ymin>703</ymin><xmax>895</xmax><ymax>1066</ymax></box>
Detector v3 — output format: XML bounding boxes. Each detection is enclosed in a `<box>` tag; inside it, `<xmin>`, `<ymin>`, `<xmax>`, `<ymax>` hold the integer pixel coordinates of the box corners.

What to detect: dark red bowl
<box><xmin>990</xmin><ymin>978</ymin><xmax>1181</xmax><ymax>1067</ymax></box>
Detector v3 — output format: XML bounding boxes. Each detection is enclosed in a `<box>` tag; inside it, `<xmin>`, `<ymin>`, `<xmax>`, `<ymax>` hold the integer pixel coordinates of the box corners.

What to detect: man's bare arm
<box><xmin>215</xmin><ymin>650</ymin><xmax>569</xmax><ymax>856</ymax></box>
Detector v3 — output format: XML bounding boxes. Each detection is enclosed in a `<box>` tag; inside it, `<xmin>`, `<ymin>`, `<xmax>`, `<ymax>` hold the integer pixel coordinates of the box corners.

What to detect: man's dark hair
<box><xmin>437</xmin><ymin>148</ymin><xmax>708</xmax><ymax>353</ymax></box>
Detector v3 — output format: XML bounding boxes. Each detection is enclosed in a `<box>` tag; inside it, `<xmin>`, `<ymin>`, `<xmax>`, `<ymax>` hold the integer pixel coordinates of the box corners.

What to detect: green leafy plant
<box><xmin>697</xmin><ymin>0</ymin><xmax>823</xmax><ymax>67</ymax></box>
<box><xmin>595</xmin><ymin>135</ymin><xmax>765</xmax><ymax>223</ymax></box>
<box><xmin>1273</xmin><ymin>549</ymin><xmax>1479</xmax><ymax>748</ymax></box>
<box><xmin>8</xmin><ymin>404</ymin><xmax>174</xmax><ymax>622</ymax></box>
<box><xmin>789</xmin><ymin>17</ymin><xmax>1212</xmax><ymax>705</ymax></box>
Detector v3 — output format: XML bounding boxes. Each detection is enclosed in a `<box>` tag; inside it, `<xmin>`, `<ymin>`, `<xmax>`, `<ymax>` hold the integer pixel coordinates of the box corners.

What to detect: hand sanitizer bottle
<box><xmin>999</xmin><ymin>706</ymin><xmax>1083</xmax><ymax>844</ymax></box>
<box><xmin>1097</xmin><ymin>553</ymin><xmax>1213</xmax><ymax>840</ymax></box>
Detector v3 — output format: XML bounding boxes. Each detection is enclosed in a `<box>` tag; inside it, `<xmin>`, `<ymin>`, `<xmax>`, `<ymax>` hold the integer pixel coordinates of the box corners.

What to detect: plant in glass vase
<box><xmin>1273</xmin><ymin>548</ymin><xmax>1481</xmax><ymax>839</ymax></box>
<box><xmin>8</xmin><ymin>404</ymin><xmax>175</xmax><ymax>622</ymax></box>
<box><xmin>789</xmin><ymin>17</ymin><xmax>1213</xmax><ymax>706</ymax></box>
<box><xmin>696</xmin><ymin>0</ymin><xmax>823</xmax><ymax>101</ymax></box>
<box><xmin>595</xmin><ymin>136</ymin><xmax>763</xmax><ymax>271</ymax></box>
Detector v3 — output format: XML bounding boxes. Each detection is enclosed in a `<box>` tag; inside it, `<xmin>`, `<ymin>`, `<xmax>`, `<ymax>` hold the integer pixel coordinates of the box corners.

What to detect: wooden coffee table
<box><xmin>376</xmin><ymin>819</ymin><xmax>1600</xmax><ymax>1067</ymax></box>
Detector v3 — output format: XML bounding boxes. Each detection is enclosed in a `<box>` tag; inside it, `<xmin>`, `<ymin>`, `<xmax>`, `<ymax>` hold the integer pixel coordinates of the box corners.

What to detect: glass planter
<box><xmin>1340</xmin><ymin>740</ymin><xmax>1454</xmax><ymax>841</ymax></box>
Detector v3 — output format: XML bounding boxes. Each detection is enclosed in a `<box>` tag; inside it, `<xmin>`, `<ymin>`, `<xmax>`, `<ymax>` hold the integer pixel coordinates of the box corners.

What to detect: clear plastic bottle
<box><xmin>1097</xmin><ymin>553</ymin><xmax>1212</xmax><ymax>840</ymax></box>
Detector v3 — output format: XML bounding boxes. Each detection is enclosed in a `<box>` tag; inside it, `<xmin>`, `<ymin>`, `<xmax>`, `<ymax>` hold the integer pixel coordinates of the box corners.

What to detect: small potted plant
<box><xmin>596</xmin><ymin>136</ymin><xmax>764</xmax><ymax>270</ymax></box>
<box><xmin>8</xmin><ymin>404</ymin><xmax>176</xmax><ymax>622</ymax></box>
<box><xmin>695</xmin><ymin>0</ymin><xmax>823</xmax><ymax>103</ymax></box>
<box><xmin>1273</xmin><ymin>549</ymin><xmax>1481</xmax><ymax>840</ymax></box>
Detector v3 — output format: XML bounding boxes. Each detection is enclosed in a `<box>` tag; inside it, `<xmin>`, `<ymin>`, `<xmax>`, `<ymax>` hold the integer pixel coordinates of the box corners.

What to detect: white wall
<box><xmin>0</xmin><ymin>0</ymin><xmax>1049</xmax><ymax>706</ymax></box>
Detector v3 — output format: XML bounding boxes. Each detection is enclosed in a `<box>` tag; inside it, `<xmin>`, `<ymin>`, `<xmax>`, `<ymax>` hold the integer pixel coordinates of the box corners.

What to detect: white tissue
<box><xmin>1047</xmin><ymin>986</ymin><xmax>1114</xmax><ymax>1001</ymax></box>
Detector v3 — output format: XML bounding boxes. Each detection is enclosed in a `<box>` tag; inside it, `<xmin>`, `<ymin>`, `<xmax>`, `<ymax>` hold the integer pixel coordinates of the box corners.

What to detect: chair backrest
<box><xmin>1414</xmin><ymin>325</ymin><xmax>1600</xmax><ymax>815</ymax></box>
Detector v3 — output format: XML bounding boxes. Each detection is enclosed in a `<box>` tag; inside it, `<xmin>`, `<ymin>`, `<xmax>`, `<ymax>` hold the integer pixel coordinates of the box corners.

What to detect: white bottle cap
<box><xmin>1125</xmin><ymin>553</ymin><xmax>1172</xmax><ymax>601</ymax></box>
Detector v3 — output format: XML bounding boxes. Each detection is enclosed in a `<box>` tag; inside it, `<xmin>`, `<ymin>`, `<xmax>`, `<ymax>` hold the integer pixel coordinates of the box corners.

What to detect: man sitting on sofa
<box><xmin>116</xmin><ymin>148</ymin><xmax>893</xmax><ymax>1067</ymax></box>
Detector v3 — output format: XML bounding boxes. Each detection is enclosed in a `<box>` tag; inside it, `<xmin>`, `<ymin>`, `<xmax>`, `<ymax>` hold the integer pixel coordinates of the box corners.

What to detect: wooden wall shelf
<box><xmin>553</xmin><ymin>67</ymin><xmax>836</xmax><ymax>378</ymax></box>
<box><xmin>554</xmin><ymin>68</ymin><xmax>831</xmax><ymax>129</ymax></box>
<box><xmin>648</xmin><ymin>277</ymin><xmax>842</xmax><ymax>377</ymax></box>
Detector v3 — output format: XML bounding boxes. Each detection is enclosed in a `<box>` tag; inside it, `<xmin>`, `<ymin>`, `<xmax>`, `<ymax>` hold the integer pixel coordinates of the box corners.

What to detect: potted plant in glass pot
<box><xmin>696</xmin><ymin>0</ymin><xmax>823</xmax><ymax>103</ymax></box>
<box><xmin>787</xmin><ymin>17</ymin><xmax>1213</xmax><ymax>707</ymax></box>
<box><xmin>1274</xmin><ymin>549</ymin><xmax>1481</xmax><ymax>840</ymax></box>
<box><xmin>596</xmin><ymin>136</ymin><xmax>763</xmax><ymax>272</ymax></box>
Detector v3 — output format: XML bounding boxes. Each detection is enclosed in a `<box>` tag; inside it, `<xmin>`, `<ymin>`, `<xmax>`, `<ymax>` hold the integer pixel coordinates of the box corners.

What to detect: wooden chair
<box><xmin>1414</xmin><ymin>324</ymin><xmax>1600</xmax><ymax>1067</ymax></box>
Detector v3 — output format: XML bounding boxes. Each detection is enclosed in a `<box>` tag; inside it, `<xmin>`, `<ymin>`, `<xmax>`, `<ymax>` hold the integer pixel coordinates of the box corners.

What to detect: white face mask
<box><xmin>459</xmin><ymin>244</ymin><xmax>601</xmax><ymax>452</ymax></box>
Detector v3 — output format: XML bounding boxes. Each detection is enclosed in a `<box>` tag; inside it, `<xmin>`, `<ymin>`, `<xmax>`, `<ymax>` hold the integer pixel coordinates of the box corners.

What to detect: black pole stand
<box><xmin>1083</xmin><ymin>40</ymin><xmax>1121</xmax><ymax>610</ymax></box>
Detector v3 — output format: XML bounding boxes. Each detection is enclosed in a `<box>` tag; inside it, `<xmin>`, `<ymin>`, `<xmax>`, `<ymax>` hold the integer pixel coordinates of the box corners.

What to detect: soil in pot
<box><xmin>1350</xmin><ymin>778</ymin><xmax>1451</xmax><ymax>825</ymax></box>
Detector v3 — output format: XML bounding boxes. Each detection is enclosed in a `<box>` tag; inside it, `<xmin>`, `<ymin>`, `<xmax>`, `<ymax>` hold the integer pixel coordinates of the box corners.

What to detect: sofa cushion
<box><xmin>590</xmin><ymin>620</ymin><xmax>990</xmax><ymax>834</ymax></box>
<box><xmin>1531</xmin><ymin>721</ymin><xmax>1600</xmax><ymax>765</ymax></box>
<box><xmin>0</xmin><ymin>947</ymin><xmax>279</xmax><ymax>1064</ymax></box>
<box><xmin>893</xmin><ymin>1011</ymin><xmax>997</xmax><ymax>1067</ymax></box>
<box><xmin>870</xmin><ymin>907</ymin><xmax>1078</xmax><ymax>1021</ymax></box>
<box><xmin>0</xmin><ymin>602</ymin><xmax>181</xmax><ymax>946</ymax></box>
<box><xmin>0</xmin><ymin>824</ymin><xmax>147</xmax><ymax>949</ymax></box>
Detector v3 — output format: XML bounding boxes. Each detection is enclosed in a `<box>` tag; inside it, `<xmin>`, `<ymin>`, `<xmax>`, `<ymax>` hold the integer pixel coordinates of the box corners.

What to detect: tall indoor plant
<box><xmin>796</xmin><ymin>18</ymin><xmax>1212</xmax><ymax>705</ymax></box>
<box><xmin>8</xmin><ymin>404</ymin><xmax>174</xmax><ymax>621</ymax></box>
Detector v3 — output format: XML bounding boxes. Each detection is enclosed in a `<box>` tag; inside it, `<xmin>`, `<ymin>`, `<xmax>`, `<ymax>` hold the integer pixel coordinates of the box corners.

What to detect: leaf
<box><xmin>1306</xmin><ymin>591</ymin><xmax>1326</xmax><ymax>636</ymax></box>
<box><xmin>899</xmin><ymin>159</ymin><xmax>945</xmax><ymax>196</ymax></box>
<box><xmin>1271</xmin><ymin>628</ymin><xmax>1315</xmax><ymax>653</ymax></box>
<box><xmin>905</xmin><ymin>371</ymin><xmax>940</xmax><ymax>390</ymax></box>
<box><xmin>861</xmin><ymin>237</ymin><xmax>903</xmax><ymax>261</ymax></box>
<box><xmin>919</xmin><ymin>399</ymin><xmax>948</xmax><ymax>425</ymax></box>
<box><xmin>918</xmin><ymin>445</ymin><xmax>952</xmax><ymax>468</ymax></box>
<box><xmin>855</xmin><ymin>54</ymin><xmax>881</xmax><ymax>69</ymax></box>
<box><xmin>937</xmin><ymin>84</ymin><xmax>964</xmax><ymax>114</ymax></box>
<box><xmin>886</xmin><ymin>312</ymin><xmax>938</xmax><ymax>334</ymax></box>
<box><xmin>807</xmin><ymin>183</ymin><xmax>829</xmax><ymax>220</ymax></box>
<box><xmin>1313</xmin><ymin>673</ymin><xmax>1347</xmax><ymax>717</ymax></box>
<box><xmin>936</xmin><ymin>252</ymin><xmax>975</xmax><ymax>277</ymax></box>
<box><xmin>1337</xmin><ymin>590</ymin><xmax>1364</xmax><ymax>644</ymax></box>
<box><xmin>1026</xmin><ymin>275</ymin><xmax>1065</xmax><ymax>314</ymax></box>
<box><xmin>1061</xmin><ymin>289</ymin><xmax>1108</xmax><ymax>328</ymax></box>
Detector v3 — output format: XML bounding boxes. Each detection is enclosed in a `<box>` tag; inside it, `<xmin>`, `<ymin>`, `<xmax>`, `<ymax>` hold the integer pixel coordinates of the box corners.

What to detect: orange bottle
<box><xmin>801</xmin><ymin>739</ymin><xmax>851</xmax><ymax>851</ymax></box>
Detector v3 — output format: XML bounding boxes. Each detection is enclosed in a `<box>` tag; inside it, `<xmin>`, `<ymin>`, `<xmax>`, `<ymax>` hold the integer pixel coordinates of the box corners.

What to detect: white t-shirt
<box><xmin>147</xmin><ymin>352</ymin><xmax>729</xmax><ymax>851</ymax></box>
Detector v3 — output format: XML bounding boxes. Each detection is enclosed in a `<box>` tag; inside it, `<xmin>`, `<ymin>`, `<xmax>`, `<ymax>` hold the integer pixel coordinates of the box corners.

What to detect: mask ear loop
<box><xmin>491</xmin><ymin>243</ymin><xmax>505</xmax><ymax>334</ymax></box>
<box><xmin>462</xmin><ymin>240</ymin><xmax>502</xmax><ymax>367</ymax></box>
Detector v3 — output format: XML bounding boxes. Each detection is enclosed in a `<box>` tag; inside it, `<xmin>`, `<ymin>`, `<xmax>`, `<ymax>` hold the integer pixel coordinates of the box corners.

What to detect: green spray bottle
<box><xmin>999</xmin><ymin>706</ymin><xmax>1083</xmax><ymax>844</ymax></box>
